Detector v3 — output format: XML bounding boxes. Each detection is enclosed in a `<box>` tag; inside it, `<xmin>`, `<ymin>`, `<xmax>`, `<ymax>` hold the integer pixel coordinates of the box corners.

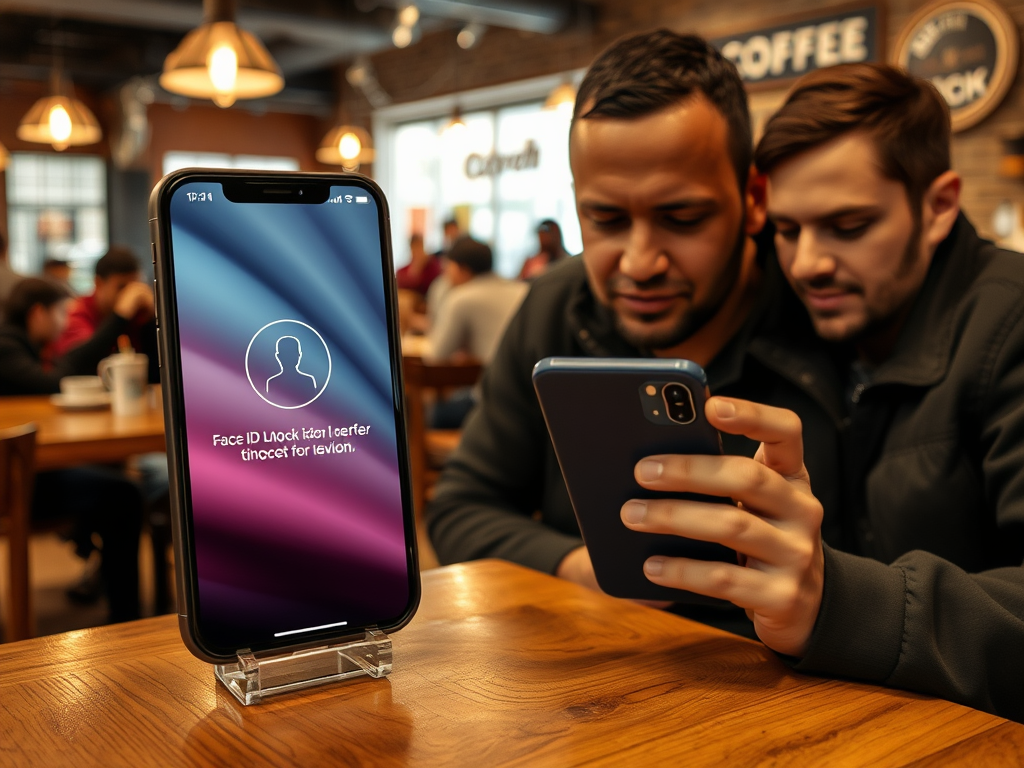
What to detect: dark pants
<box><xmin>33</xmin><ymin>467</ymin><xmax>143</xmax><ymax>623</ymax></box>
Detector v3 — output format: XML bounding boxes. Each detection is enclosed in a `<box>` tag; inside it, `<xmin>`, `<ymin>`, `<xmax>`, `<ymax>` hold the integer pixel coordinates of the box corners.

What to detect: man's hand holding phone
<box><xmin>620</xmin><ymin>396</ymin><xmax>825</xmax><ymax>657</ymax></box>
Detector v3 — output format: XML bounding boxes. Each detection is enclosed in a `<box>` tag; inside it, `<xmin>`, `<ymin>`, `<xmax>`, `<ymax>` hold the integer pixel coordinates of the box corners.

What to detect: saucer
<box><xmin>51</xmin><ymin>392</ymin><xmax>112</xmax><ymax>410</ymax></box>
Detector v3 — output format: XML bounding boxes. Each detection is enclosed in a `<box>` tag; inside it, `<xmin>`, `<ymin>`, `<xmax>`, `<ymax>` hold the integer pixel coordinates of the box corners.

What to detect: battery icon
<box><xmin>355</xmin><ymin>195</ymin><xmax>369</xmax><ymax>204</ymax></box>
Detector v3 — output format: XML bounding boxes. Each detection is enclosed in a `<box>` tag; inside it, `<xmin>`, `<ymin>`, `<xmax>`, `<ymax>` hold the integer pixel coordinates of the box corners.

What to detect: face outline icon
<box><xmin>245</xmin><ymin>320</ymin><xmax>332</xmax><ymax>409</ymax></box>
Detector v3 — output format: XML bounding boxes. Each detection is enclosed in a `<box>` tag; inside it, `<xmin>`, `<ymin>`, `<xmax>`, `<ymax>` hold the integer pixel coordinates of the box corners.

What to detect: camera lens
<box><xmin>662</xmin><ymin>383</ymin><xmax>695</xmax><ymax>424</ymax></box>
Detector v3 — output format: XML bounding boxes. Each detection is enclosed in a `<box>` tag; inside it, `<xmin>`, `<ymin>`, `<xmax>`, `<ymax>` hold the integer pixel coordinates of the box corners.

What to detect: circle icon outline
<box><xmin>245</xmin><ymin>319</ymin><xmax>332</xmax><ymax>410</ymax></box>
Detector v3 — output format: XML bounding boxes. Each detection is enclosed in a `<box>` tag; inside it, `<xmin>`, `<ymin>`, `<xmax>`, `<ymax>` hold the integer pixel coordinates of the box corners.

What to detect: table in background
<box><xmin>1</xmin><ymin>560</ymin><xmax>1021</xmax><ymax>767</ymax></box>
<box><xmin>0</xmin><ymin>388</ymin><xmax>165</xmax><ymax>470</ymax></box>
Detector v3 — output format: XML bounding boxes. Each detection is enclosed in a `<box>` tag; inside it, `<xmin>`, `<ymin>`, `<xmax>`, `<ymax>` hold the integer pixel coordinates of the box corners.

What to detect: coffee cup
<box><xmin>98</xmin><ymin>354</ymin><xmax>149</xmax><ymax>416</ymax></box>
<box><xmin>59</xmin><ymin>375</ymin><xmax>106</xmax><ymax>404</ymax></box>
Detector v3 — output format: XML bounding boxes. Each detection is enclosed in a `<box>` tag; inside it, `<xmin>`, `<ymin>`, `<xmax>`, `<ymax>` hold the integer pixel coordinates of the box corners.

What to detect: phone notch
<box><xmin>639</xmin><ymin>381</ymin><xmax>696</xmax><ymax>426</ymax></box>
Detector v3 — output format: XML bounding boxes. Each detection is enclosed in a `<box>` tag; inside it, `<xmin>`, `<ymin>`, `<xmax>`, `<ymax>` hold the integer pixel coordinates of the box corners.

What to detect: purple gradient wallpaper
<box><xmin>168</xmin><ymin>181</ymin><xmax>413</xmax><ymax>652</ymax></box>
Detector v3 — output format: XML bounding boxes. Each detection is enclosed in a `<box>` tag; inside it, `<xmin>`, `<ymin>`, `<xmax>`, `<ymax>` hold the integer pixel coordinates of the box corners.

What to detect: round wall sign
<box><xmin>894</xmin><ymin>0</ymin><xmax>1019</xmax><ymax>131</ymax></box>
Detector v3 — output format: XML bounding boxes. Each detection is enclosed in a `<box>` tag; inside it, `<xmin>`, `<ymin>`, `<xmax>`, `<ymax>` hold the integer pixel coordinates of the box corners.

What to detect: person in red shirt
<box><xmin>395</xmin><ymin>234</ymin><xmax>442</xmax><ymax>296</ymax></box>
<box><xmin>53</xmin><ymin>245</ymin><xmax>154</xmax><ymax>358</ymax></box>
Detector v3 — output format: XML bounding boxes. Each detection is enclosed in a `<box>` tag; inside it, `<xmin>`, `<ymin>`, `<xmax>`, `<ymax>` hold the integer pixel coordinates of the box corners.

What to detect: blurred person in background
<box><xmin>42</xmin><ymin>258</ymin><xmax>75</xmax><ymax>294</ymax></box>
<box><xmin>53</xmin><ymin>246</ymin><xmax>154</xmax><ymax>367</ymax></box>
<box><xmin>518</xmin><ymin>219</ymin><xmax>572</xmax><ymax>280</ymax></box>
<box><xmin>0</xmin><ymin>277</ymin><xmax>149</xmax><ymax>395</ymax></box>
<box><xmin>396</xmin><ymin>233</ymin><xmax>442</xmax><ymax>297</ymax></box>
<box><xmin>0</xmin><ymin>277</ymin><xmax>142</xmax><ymax>624</ymax></box>
<box><xmin>425</xmin><ymin>236</ymin><xmax>528</xmax><ymax>427</ymax></box>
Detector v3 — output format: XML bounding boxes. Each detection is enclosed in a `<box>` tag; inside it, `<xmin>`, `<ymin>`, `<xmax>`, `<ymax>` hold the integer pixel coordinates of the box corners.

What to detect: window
<box><xmin>162</xmin><ymin>152</ymin><xmax>299</xmax><ymax>176</ymax></box>
<box><xmin>6</xmin><ymin>153</ymin><xmax>107</xmax><ymax>292</ymax></box>
<box><xmin>386</xmin><ymin>100</ymin><xmax>581</xmax><ymax>278</ymax></box>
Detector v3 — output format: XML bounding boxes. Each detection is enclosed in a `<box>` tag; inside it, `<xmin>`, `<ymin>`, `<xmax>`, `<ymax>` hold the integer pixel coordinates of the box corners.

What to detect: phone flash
<box><xmin>646</xmin><ymin>385</ymin><xmax>656</xmax><ymax>396</ymax></box>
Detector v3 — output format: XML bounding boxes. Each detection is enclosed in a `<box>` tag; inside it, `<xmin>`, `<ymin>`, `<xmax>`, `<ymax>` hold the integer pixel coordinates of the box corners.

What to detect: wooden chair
<box><xmin>0</xmin><ymin>424</ymin><xmax>37</xmax><ymax>642</ymax></box>
<box><xmin>402</xmin><ymin>356</ymin><xmax>483</xmax><ymax>519</ymax></box>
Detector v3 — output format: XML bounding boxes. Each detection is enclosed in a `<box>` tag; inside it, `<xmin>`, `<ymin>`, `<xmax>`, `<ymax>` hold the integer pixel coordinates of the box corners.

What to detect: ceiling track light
<box><xmin>160</xmin><ymin>0</ymin><xmax>284</xmax><ymax>108</ymax></box>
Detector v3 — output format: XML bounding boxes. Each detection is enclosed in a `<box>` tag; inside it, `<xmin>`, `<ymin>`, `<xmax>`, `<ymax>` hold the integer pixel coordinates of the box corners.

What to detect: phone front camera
<box><xmin>662</xmin><ymin>383</ymin><xmax>695</xmax><ymax>424</ymax></box>
<box><xmin>298</xmin><ymin>189</ymin><xmax>304</xmax><ymax>196</ymax></box>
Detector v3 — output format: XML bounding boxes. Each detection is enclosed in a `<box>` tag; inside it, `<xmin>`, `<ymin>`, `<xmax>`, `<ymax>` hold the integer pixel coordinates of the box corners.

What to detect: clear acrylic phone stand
<box><xmin>214</xmin><ymin>628</ymin><xmax>393</xmax><ymax>706</ymax></box>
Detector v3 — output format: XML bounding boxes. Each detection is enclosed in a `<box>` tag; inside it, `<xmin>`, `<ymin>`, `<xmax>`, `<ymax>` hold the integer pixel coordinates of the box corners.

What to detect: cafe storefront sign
<box><xmin>894</xmin><ymin>0</ymin><xmax>1019</xmax><ymax>131</ymax></box>
<box><xmin>464</xmin><ymin>140</ymin><xmax>540</xmax><ymax>179</ymax></box>
<box><xmin>711</xmin><ymin>4</ymin><xmax>882</xmax><ymax>88</ymax></box>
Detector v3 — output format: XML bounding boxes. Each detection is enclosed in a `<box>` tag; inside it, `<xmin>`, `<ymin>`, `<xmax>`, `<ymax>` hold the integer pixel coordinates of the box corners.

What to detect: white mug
<box><xmin>98</xmin><ymin>354</ymin><xmax>149</xmax><ymax>416</ymax></box>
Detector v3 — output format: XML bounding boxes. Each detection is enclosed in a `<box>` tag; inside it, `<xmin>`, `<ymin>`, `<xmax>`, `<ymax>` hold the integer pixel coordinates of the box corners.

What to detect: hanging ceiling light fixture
<box><xmin>160</xmin><ymin>0</ymin><xmax>283</xmax><ymax>108</ymax></box>
<box><xmin>544</xmin><ymin>81</ymin><xmax>577</xmax><ymax>115</ymax></box>
<box><xmin>441</xmin><ymin>104</ymin><xmax>466</xmax><ymax>139</ymax></box>
<box><xmin>317</xmin><ymin>124</ymin><xmax>375</xmax><ymax>172</ymax></box>
<box><xmin>17</xmin><ymin>70</ymin><xmax>102</xmax><ymax>152</ymax></box>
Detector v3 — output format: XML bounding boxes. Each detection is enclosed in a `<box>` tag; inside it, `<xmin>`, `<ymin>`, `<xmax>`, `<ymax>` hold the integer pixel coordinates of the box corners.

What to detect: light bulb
<box><xmin>393</xmin><ymin>24</ymin><xmax>413</xmax><ymax>48</ymax></box>
<box><xmin>207</xmin><ymin>43</ymin><xmax>239</xmax><ymax>99</ymax></box>
<box><xmin>398</xmin><ymin>4</ymin><xmax>419</xmax><ymax>27</ymax></box>
<box><xmin>338</xmin><ymin>132</ymin><xmax>362</xmax><ymax>161</ymax></box>
<box><xmin>48</xmin><ymin>104</ymin><xmax>72</xmax><ymax>150</ymax></box>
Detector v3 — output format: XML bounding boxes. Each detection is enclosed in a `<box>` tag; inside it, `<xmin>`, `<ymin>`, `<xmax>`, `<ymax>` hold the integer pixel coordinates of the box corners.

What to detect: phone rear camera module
<box><xmin>662</xmin><ymin>383</ymin><xmax>695</xmax><ymax>424</ymax></box>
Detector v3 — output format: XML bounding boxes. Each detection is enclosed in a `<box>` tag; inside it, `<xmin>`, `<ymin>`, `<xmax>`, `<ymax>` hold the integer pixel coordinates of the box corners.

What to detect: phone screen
<box><xmin>163</xmin><ymin>178</ymin><xmax>414</xmax><ymax>655</ymax></box>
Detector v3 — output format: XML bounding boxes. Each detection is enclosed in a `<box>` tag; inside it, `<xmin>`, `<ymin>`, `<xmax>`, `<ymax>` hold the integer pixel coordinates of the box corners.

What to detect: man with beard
<box><xmin>624</xmin><ymin>63</ymin><xmax>1024</xmax><ymax>721</ymax></box>
<box><xmin>426</xmin><ymin>29</ymin><xmax>840</xmax><ymax>637</ymax></box>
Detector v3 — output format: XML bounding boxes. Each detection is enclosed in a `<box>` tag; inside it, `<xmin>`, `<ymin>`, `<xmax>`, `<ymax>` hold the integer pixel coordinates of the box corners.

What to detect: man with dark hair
<box><xmin>0</xmin><ymin>277</ymin><xmax>143</xmax><ymax>624</ymax></box>
<box><xmin>518</xmin><ymin>219</ymin><xmax>571</xmax><ymax>280</ymax></box>
<box><xmin>427</xmin><ymin>236</ymin><xmax>528</xmax><ymax>366</ymax></box>
<box><xmin>630</xmin><ymin>62</ymin><xmax>1024</xmax><ymax>720</ymax></box>
<box><xmin>53</xmin><ymin>245</ymin><xmax>154</xmax><ymax>357</ymax></box>
<box><xmin>427</xmin><ymin>30</ymin><xmax>838</xmax><ymax>636</ymax></box>
<box><xmin>42</xmin><ymin>258</ymin><xmax>74</xmax><ymax>291</ymax></box>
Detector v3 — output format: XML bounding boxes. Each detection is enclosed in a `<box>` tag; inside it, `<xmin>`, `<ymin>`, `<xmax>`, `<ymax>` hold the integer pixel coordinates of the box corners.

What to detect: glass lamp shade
<box><xmin>160</xmin><ymin>21</ymin><xmax>283</xmax><ymax>108</ymax></box>
<box><xmin>317</xmin><ymin>125</ymin><xmax>375</xmax><ymax>171</ymax></box>
<box><xmin>17</xmin><ymin>94</ymin><xmax>102</xmax><ymax>151</ymax></box>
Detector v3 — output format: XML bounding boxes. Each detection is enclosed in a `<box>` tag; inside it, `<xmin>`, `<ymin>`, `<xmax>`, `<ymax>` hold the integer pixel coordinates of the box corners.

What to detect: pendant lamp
<box><xmin>17</xmin><ymin>71</ymin><xmax>102</xmax><ymax>152</ymax></box>
<box><xmin>160</xmin><ymin>0</ymin><xmax>283</xmax><ymax>108</ymax></box>
<box><xmin>317</xmin><ymin>124</ymin><xmax>375</xmax><ymax>172</ymax></box>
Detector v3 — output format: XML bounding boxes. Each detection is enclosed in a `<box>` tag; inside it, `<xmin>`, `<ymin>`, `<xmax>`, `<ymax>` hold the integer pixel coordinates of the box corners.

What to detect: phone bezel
<box><xmin>149</xmin><ymin>168</ymin><xmax>421</xmax><ymax>663</ymax></box>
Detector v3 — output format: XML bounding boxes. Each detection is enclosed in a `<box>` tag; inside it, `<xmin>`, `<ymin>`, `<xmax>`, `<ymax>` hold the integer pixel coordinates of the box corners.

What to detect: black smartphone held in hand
<box><xmin>150</xmin><ymin>169</ymin><xmax>419</xmax><ymax>663</ymax></box>
<box><xmin>533</xmin><ymin>357</ymin><xmax>735</xmax><ymax>603</ymax></box>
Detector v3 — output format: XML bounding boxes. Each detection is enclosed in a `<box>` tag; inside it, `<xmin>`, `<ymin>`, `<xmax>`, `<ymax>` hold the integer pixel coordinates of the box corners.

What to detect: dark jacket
<box><xmin>789</xmin><ymin>215</ymin><xmax>1024</xmax><ymax>722</ymax></box>
<box><xmin>0</xmin><ymin>314</ymin><xmax>130</xmax><ymax>395</ymax></box>
<box><xmin>427</xmin><ymin>254</ymin><xmax>843</xmax><ymax>630</ymax></box>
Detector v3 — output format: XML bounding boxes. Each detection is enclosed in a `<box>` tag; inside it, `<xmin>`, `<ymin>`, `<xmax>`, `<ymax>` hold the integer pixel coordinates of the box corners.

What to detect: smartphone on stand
<box><xmin>150</xmin><ymin>169</ymin><xmax>419</xmax><ymax>663</ymax></box>
<box><xmin>533</xmin><ymin>357</ymin><xmax>735</xmax><ymax>603</ymax></box>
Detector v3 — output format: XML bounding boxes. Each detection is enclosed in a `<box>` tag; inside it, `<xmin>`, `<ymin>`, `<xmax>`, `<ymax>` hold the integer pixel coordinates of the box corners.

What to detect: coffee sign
<box><xmin>895</xmin><ymin>0</ymin><xmax>1020</xmax><ymax>131</ymax></box>
<box><xmin>711</xmin><ymin>5</ymin><xmax>882</xmax><ymax>87</ymax></box>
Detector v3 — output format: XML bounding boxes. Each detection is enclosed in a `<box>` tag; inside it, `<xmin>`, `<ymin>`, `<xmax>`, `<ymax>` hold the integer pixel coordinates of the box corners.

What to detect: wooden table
<box><xmin>0</xmin><ymin>389</ymin><xmax>165</xmax><ymax>470</ymax></box>
<box><xmin>1</xmin><ymin>560</ymin><xmax>1021</xmax><ymax>767</ymax></box>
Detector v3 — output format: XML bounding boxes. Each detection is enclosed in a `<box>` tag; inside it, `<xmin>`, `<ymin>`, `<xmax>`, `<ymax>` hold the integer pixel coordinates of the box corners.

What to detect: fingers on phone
<box><xmin>633</xmin><ymin>455</ymin><xmax>819</xmax><ymax>525</ymax></box>
<box><xmin>622</xmin><ymin>499</ymin><xmax>795</xmax><ymax>563</ymax></box>
<box><xmin>705</xmin><ymin>397</ymin><xmax>806</xmax><ymax>477</ymax></box>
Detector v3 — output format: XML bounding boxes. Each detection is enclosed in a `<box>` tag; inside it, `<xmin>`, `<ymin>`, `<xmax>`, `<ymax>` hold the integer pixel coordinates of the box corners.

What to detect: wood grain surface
<box><xmin>0</xmin><ymin>393</ymin><xmax>165</xmax><ymax>470</ymax></box>
<box><xmin>0</xmin><ymin>560</ymin><xmax>1020</xmax><ymax>767</ymax></box>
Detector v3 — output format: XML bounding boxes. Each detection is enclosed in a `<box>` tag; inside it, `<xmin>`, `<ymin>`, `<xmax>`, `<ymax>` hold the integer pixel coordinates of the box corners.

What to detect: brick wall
<box><xmin>365</xmin><ymin>0</ymin><xmax>1024</xmax><ymax>240</ymax></box>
